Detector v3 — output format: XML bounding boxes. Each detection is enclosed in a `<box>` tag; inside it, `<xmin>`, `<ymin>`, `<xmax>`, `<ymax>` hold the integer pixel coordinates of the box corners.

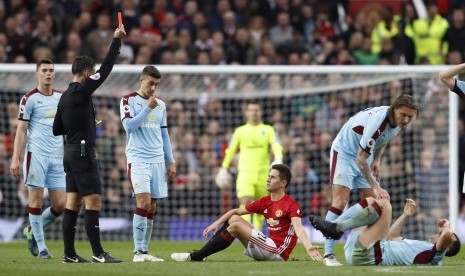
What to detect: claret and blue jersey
<box><xmin>120</xmin><ymin>92</ymin><xmax>167</xmax><ymax>164</ymax></box>
<box><xmin>19</xmin><ymin>88</ymin><xmax>63</xmax><ymax>157</ymax></box>
<box><xmin>332</xmin><ymin>106</ymin><xmax>401</xmax><ymax>161</ymax></box>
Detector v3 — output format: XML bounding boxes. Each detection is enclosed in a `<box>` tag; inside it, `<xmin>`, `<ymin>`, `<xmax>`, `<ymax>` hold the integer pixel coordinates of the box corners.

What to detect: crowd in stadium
<box><xmin>0</xmin><ymin>0</ymin><xmax>465</xmax><ymax>65</ymax></box>
<box><xmin>0</xmin><ymin>0</ymin><xmax>464</xmax><ymax>243</ymax></box>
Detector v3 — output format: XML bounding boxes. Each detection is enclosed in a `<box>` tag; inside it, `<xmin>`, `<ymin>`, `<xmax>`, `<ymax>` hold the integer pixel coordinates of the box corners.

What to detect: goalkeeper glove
<box><xmin>215</xmin><ymin>168</ymin><xmax>230</xmax><ymax>189</ymax></box>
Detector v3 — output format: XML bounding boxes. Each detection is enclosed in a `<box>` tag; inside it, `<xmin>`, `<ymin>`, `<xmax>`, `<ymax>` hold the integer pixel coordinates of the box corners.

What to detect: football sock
<box><xmin>333</xmin><ymin>200</ymin><xmax>364</xmax><ymax>223</ymax></box>
<box><xmin>143</xmin><ymin>212</ymin><xmax>154</xmax><ymax>252</ymax></box>
<box><xmin>133</xmin><ymin>207</ymin><xmax>148</xmax><ymax>252</ymax></box>
<box><xmin>84</xmin><ymin>209</ymin><xmax>104</xmax><ymax>256</ymax></box>
<box><xmin>29</xmin><ymin>207</ymin><xmax>46</xmax><ymax>252</ymax></box>
<box><xmin>42</xmin><ymin>207</ymin><xmax>61</xmax><ymax>228</ymax></box>
<box><xmin>324</xmin><ymin>206</ymin><xmax>342</xmax><ymax>256</ymax></box>
<box><xmin>337</xmin><ymin>201</ymin><xmax>383</xmax><ymax>232</ymax></box>
<box><xmin>190</xmin><ymin>229</ymin><xmax>235</xmax><ymax>261</ymax></box>
<box><xmin>62</xmin><ymin>209</ymin><xmax>78</xmax><ymax>256</ymax></box>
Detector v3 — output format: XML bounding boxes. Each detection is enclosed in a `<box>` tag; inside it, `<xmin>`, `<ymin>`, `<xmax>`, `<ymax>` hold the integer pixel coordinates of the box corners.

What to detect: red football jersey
<box><xmin>245</xmin><ymin>194</ymin><xmax>302</xmax><ymax>260</ymax></box>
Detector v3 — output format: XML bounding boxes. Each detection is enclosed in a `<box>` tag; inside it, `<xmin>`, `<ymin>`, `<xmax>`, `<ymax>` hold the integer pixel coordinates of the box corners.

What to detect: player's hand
<box><xmin>9</xmin><ymin>159</ymin><xmax>21</xmax><ymax>177</ymax></box>
<box><xmin>203</xmin><ymin>223</ymin><xmax>219</xmax><ymax>238</ymax></box>
<box><xmin>373</xmin><ymin>186</ymin><xmax>390</xmax><ymax>201</ymax></box>
<box><xmin>403</xmin><ymin>198</ymin><xmax>416</xmax><ymax>216</ymax></box>
<box><xmin>372</xmin><ymin>160</ymin><xmax>381</xmax><ymax>182</ymax></box>
<box><xmin>437</xmin><ymin>219</ymin><xmax>450</xmax><ymax>232</ymax></box>
<box><xmin>307</xmin><ymin>245</ymin><xmax>323</xmax><ymax>261</ymax></box>
<box><xmin>166</xmin><ymin>163</ymin><xmax>176</xmax><ymax>181</ymax></box>
<box><xmin>114</xmin><ymin>24</ymin><xmax>126</xmax><ymax>39</ymax></box>
<box><xmin>147</xmin><ymin>95</ymin><xmax>157</xmax><ymax>109</ymax></box>
<box><xmin>215</xmin><ymin>168</ymin><xmax>230</xmax><ymax>189</ymax></box>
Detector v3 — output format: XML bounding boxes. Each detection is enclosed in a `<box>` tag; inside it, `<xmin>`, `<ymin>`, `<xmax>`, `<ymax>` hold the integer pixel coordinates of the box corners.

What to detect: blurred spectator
<box><xmin>226</xmin><ymin>27</ymin><xmax>257</xmax><ymax>64</ymax></box>
<box><xmin>371</xmin><ymin>7</ymin><xmax>399</xmax><ymax>54</ymax></box>
<box><xmin>405</xmin><ymin>3</ymin><xmax>448</xmax><ymax>64</ymax></box>
<box><xmin>269</xmin><ymin>12</ymin><xmax>293</xmax><ymax>47</ymax></box>
<box><xmin>248</xmin><ymin>15</ymin><xmax>267</xmax><ymax>48</ymax></box>
<box><xmin>442</xmin><ymin>8</ymin><xmax>465</xmax><ymax>56</ymax></box>
<box><xmin>86</xmin><ymin>13</ymin><xmax>113</xmax><ymax>61</ymax></box>
<box><xmin>353</xmin><ymin>37</ymin><xmax>379</xmax><ymax>65</ymax></box>
<box><xmin>222</xmin><ymin>10</ymin><xmax>237</xmax><ymax>43</ymax></box>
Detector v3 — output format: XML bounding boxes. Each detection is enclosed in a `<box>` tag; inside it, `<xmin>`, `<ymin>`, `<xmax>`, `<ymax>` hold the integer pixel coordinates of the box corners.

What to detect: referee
<box><xmin>53</xmin><ymin>24</ymin><xmax>126</xmax><ymax>263</ymax></box>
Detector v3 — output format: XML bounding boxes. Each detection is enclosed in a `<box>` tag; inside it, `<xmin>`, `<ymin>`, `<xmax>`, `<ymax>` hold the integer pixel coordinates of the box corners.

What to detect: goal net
<box><xmin>0</xmin><ymin>65</ymin><xmax>458</xmax><ymax>243</ymax></box>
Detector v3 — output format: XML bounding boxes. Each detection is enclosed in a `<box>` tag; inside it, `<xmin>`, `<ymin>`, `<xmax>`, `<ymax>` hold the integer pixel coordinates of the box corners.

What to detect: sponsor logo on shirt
<box><xmin>267</xmin><ymin>218</ymin><xmax>279</xmax><ymax>226</ymax></box>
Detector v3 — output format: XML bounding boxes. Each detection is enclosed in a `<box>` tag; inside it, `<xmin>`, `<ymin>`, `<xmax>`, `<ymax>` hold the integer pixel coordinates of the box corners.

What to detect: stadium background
<box><xmin>0</xmin><ymin>0</ymin><xmax>464</xmax><ymax>244</ymax></box>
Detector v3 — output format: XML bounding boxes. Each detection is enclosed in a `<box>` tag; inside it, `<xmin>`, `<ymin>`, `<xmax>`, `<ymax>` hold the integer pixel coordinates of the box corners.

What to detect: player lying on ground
<box><xmin>310</xmin><ymin>198</ymin><xmax>460</xmax><ymax>265</ymax></box>
<box><xmin>172</xmin><ymin>164</ymin><xmax>322</xmax><ymax>262</ymax></box>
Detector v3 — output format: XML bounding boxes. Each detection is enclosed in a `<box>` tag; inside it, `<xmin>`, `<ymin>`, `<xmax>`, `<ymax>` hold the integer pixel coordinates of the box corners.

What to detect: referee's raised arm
<box><xmin>56</xmin><ymin>23</ymin><xmax>127</xmax><ymax>264</ymax></box>
<box><xmin>80</xmin><ymin>25</ymin><xmax>126</xmax><ymax>96</ymax></box>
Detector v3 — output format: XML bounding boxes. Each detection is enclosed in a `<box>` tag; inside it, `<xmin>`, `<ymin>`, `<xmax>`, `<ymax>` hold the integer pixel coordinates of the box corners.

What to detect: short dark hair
<box><xmin>390</xmin><ymin>94</ymin><xmax>420</xmax><ymax>116</ymax></box>
<box><xmin>445</xmin><ymin>233</ymin><xmax>461</xmax><ymax>257</ymax></box>
<box><xmin>36</xmin><ymin>59</ymin><xmax>54</xmax><ymax>71</ymax></box>
<box><xmin>272</xmin><ymin>164</ymin><xmax>292</xmax><ymax>186</ymax></box>
<box><xmin>72</xmin><ymin>56</ymin><xmax>95</xmax><ymax>75</ymax></box>
<box><xmin>141</xmin><ymin>65</ymin><xmax>161</xmax><ymax>79</ymax></box>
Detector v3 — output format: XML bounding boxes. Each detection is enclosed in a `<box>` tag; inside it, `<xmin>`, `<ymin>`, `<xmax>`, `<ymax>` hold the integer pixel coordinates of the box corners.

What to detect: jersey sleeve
<box><xmin>161</xmin><ymin>102</ymin><xmax>167</xmax><ymax>127</ymax></box>
<box><xmin>245</xmin><ymin>198</ymin><xmax>265</xmax><ymax>215</ymax></box>
<box><xmin>120</xmin><ymin>96</ymin><xmax>134</xmax><ymax>120</ymax></box>
<box><xmin>453</xmin><ymin>79</ymin><xmax>465</xmax><ymax>100</ymax></box>
<box><xmin>18</xmin><ymin>95</ymin><xmax>33</xmax><ymax>121</ymax></box>
<box><xmin>287</xmin><ymin>198</ymin><xmax>302</xmax><ymax>218</ymax></box>
<box><xmin>221</xmin><ymin>127</ymin><xmax>241</xmax><ymax>169</ymax></box>
<box><xmin>269</xmin><ymin>126</ymin><xmax>283</xmax><ymax>160</ymax></box>
<box><xmin>359</xmin><ymin>111</ymin><xmax>388</xmax><ymax>154</ymax></box>
<box><xmin>80</xmin><ymin>38</ymin><xmax>121</xmax><ymax>96</ymax></box>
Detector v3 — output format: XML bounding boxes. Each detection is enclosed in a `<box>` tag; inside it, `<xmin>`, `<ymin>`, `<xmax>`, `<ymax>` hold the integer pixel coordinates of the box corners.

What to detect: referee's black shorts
<box><xmin>63</xmin><ymin>144</ymin><xmax>102</xmax><ymax>196</ymax></box>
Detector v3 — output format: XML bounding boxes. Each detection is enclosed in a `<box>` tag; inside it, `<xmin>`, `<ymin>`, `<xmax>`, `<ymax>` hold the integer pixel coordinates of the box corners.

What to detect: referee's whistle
<box><xmin>80</xmin><ymin>140</ymin><xmax>86</xmax><ymax>157</ymax></box>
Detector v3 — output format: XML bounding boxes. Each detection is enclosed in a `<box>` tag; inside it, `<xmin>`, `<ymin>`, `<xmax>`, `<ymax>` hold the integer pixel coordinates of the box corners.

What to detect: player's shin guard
<box><xmin>29</xmin><ymin>207</ymin><xmax>47</xmax><ymax>252</ymax></box>
<box><xmin>143</xmin><ymin>213</ymin><xmax>154</xmax><ymax>252</ymax></box>
<box><xmin>336</xmin><ymin>200</ymin><xmax>383</xmax><ymax>232</ymax></box>
<box><xmin>324</xmin><ymin>206</ymin><xmax>342</xmax><ymax>256</ymax></box>
<box><xmin>190</xmin><ymin>229</ymin><xmax>235</xmax><ymax>261</ymax></box>
<box><xmin>133</xmin><ymin>208</ymin><xmax>148</xmax><ymax>252</ymax></box>
<box><xmin>62</xmin><ymin>209</ymin><xmax>78</xmax><ymax>256</ymax></box>
<box><xmin>84</xmin><ymin>210</ymin><xmax>104</xmax><ymax>256</ymax></box>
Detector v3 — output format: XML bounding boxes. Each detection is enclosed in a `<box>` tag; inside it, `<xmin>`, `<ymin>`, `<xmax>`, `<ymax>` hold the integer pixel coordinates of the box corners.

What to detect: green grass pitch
<box><xmin>1</xmin><ymin>241</ymin><xmax>464</xmax><ymax>276</ymax></box>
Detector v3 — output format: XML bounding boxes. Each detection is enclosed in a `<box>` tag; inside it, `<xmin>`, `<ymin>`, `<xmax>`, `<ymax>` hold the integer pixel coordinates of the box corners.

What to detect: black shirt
<box><xmin>53</xmin><ymin>38</ymin><xmax>121</xmax><ymax>146</ymax></box>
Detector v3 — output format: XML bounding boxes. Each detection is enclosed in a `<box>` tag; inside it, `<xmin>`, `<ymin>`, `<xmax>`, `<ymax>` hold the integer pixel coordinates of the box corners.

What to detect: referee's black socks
<box><xmin>62</xmin><ymin>209</ymin><xmax>78</xmax><ymax>256</ymax></box>
<box><xmin>84</xmin><ymin>210</ymin><xmax>104</xmax><ymax>256</ymax></box>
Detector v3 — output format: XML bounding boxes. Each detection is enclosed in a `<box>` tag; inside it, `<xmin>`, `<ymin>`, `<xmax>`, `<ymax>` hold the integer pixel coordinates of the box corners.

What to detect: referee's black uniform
<box><xmin>53</xmin><ymin>38</ymin><xmax>121</xmax><ymax>196</ymax></box>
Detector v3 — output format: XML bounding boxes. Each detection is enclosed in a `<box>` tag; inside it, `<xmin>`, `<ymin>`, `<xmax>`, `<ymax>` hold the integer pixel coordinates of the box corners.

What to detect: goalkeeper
<box><xmin>216</xmin><ymin>101</ymin><xmax>283</xmax><ymax>231</ymax></box>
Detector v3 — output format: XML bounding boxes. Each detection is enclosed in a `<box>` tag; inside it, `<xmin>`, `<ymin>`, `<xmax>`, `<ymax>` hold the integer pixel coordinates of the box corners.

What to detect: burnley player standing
<box><xmin>10</xmin><ymin>59</ymin><xmax>65</xmax><ymax>259</ymax></box>
<box><xmin>171</xmin><ymin>164</ymin><xmax>322</xmax><ymax>262</ymax></box>
<box><xmin>120</xmin><ymin>65</ymin><xmax>176</xmax><ymax>262</ymax></box>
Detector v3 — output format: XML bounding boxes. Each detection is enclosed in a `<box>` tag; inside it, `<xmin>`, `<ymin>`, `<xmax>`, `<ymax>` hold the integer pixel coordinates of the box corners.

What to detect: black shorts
<box><xmin>63</xmin><ymin>146</ymin><xmax>102</xmax><ymax>196</ymax></box>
